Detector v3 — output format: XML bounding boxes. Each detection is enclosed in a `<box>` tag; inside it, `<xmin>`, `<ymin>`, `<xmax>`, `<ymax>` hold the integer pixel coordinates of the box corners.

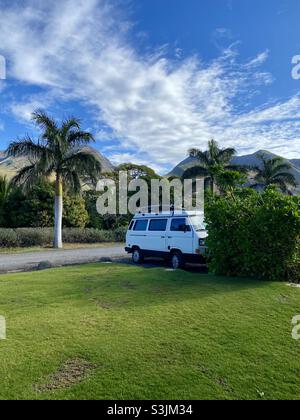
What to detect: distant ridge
<box><xmin>0</xmin><ymin>147</ymin><xmax>114</xmax><ymax>180</ymax></box>
<box><xmin>167</xmin><ymin>150</ymin><xmax>300</xmax><ymax>194</ymax></box>
<box><xmin>291</xmin><ymin>159</ymin><xmax>300</xmax><ymax>169</ymax></box>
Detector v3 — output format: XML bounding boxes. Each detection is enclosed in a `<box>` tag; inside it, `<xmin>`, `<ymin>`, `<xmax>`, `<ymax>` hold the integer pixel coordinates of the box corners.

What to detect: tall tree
<box><xmin>182</xmin><ymin>139</ymin><xmax>242</xmax><ymax>193</ymax></box>
<box><xmin>252</xmin><ymin>154</ymin><xmax>297</xmax><ymax>193</ymax></box>
<box><xmin>6</xmin><ymin>111</ymin><xmax>102</xmax><ymax>248</ymax></box>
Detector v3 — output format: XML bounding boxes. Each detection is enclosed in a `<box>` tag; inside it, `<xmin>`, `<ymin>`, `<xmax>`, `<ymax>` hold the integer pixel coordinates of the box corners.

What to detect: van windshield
<box><xmin>189</xmin><ymin>215</ymin><xmax>206</xmax><ymax>232</ymax></box>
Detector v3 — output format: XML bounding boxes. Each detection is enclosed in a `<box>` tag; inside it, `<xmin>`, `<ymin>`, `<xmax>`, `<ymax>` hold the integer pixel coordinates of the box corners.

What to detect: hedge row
<box><xmin>205</xmin><ymin>188</ymin><xmax>300</xmax><ymax>283</ymax></box>
<box><xmin>0</xmin><ymin>227</ymin><xmax>127</xmax><ymax>248</ymax></box>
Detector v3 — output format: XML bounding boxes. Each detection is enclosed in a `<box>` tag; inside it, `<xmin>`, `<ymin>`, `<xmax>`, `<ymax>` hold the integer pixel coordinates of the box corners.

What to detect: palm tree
<box><xmin>6</xmin><ymin>111</ymin><xmax>102</xmax><ymax>248</ymax></box>
<box><xmin>182</xmin><ymin>139</ymin><xmax>241</xmax><ymax>193</ymax></box>
<box><xmin>252</xmin><ymin>153</ymin><xmax>297</xmax><ymax>193</ymax></box>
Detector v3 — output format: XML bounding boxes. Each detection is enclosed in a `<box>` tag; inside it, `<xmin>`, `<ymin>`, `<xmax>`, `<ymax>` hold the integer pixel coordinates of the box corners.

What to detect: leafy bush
<box><xmin>205</xmin><ymin>188</ymin><xmax>300</xmax><ymax>281</ymax></box>
<box><xmin>63</xmin><ymin>227</ymin><xmax>126</xmax><ymax>243</ymax></box>
<box><xmin>16</xmin><ymin>228</ymin><xmax>53</xmax><ymax>247</ymax></box>
<box><xmin>62</xmin><ymin>228</ymin><xmax>112</xmax><ymax>244</ymax></box>
<box><xmin>286</xmin><ymin>242</ymin><xmax>300</xmax><ymax>283</ymax></box>
<box><xmin>0</xmin><ymin>227</ymin><xmax>126</xmax><ymax>248</ymax></box>
<box><xmin>114</xmin><ymin>227</ymin><xmax>127</xmax><ymax>242</ymax></box>
<box><xmin>5</xmin><ymin>182</ymin><xmax>54</xmax><ymax>228</ymax></box>
<box><xmin>0</xmin><ymin>229</ymin><xmax>19</xmax><ymax>247</ymax></box>
<box><xmin>63</xmin><ymin>195</ymin><xmax>89</xmax><ymax>228</ymax></box>
<box><xmin>4</xmin><ymin>181</ymin><xmax>89</xmax><ymax>229</ymax></box>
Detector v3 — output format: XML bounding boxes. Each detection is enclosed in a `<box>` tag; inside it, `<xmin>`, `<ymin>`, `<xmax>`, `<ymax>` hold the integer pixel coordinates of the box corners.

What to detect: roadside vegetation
<box><xmin>205</xmin><ymin>187</ymin><xmax>300</xmax><ymax>282</ymax></box>
<box><xmin>0</xmin><ymin>227</ymin><xmax>126</xmax><ymax>249</ymax></box>
<box><xmin>0</xmin><ymin>263</ymin><xmax>299</xmax><ymax>400</ymax></box>
<box><xmin>181</xmin><ymin>140</ymin><xmax>299</xmax><ymax>283</ymax></box>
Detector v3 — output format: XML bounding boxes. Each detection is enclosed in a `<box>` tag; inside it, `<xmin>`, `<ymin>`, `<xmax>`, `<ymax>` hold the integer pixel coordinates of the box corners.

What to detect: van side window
<box><xmin>134</xmin><ymin>220</ymin><xmax>148</xmax><ymax>231</ymax></box>
<box><xmin>170</xmin><ymin>218</ymin><xmax>188</xmax><ymax>232</ymax></box>
<box><xmin>129</xmin><ymin>221</ymin><xmax>135</xmax><ymax>230</ymax></box>
<box><xmin>149</xmin><ymin>219</ymin><xmax>168</xmax><ymax>231</ymax></box>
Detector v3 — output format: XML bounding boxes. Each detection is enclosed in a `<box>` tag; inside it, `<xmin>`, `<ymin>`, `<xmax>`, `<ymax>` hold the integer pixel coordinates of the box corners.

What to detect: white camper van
<box><xmin>125</xmin><ymin>210</ymin><xmax>208</xmax><ymax>269</ymax></box>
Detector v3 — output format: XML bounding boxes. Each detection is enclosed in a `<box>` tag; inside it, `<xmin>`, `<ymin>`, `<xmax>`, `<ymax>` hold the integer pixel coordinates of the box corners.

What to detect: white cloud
<box><xmin>244</xmin><ymin>51</ymin><xmax>270</xmax><ymax>69</ymax></box>
<box><xmin>0</xmin><ymin>0</ymin><xmax>299</xmax><ymax>173</ymax></box>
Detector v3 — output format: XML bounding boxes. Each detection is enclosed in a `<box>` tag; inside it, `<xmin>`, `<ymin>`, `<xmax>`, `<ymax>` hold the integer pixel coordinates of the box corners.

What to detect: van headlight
<box><xmin>199</xmin><ymin>239</ymin><xmax>206</xmax><ymax>247</ymax></box>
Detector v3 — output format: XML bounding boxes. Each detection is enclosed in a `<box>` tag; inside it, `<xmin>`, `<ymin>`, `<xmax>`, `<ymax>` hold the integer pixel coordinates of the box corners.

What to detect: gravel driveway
<box><xmin>0</xmin><ymin>245</ymin><xmax>127</xmax><ymax>273</ymax></box>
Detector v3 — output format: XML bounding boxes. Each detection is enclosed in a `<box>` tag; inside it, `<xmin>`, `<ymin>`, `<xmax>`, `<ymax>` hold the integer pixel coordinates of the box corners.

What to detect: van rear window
<box><xmin>149</xmin><ymin>219</ymin><xmax>168</xmax><ymax>231</ymax></box>
<box><xmin>134</xmin><ymin>220</ymin><xmax>148</xmax><ymax>231</ymax></box>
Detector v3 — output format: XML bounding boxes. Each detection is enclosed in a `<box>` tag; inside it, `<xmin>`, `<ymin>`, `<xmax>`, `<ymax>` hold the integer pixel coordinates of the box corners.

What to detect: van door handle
<box><xmin>161</xmin><ymin>236</ymin><xmax>165</xmax><ymax>239</ymax></box>
<box><xmin>168</xmin><ymin>236</ymin><xmax>172</xmax><ymax>239</ymax></box>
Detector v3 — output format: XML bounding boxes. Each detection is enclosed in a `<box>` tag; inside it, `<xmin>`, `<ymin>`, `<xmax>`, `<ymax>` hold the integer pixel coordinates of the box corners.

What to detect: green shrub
<box><xmin>5</xmin><ymin>182</ymin><xmax>54</xmax><ymax>228</ymax></box>
<box><xmin>62</xmin><ymin>228</ymin><xmax>112</xmax><ymax>244</ymax></box>
<box><xmin>0</xmin><ymin>227</ymin><xmax>126</xmax><ymax>248</ymax></box>
<box><xmin>16</xmin><ymin>228</ymin><xmax>53</xmax><ymax>247</ymax></box>
<box><xmin>286</xmin><ymin>242</ymin><xmax>300</xmax><ymax>283</ymax></box>
<box><xmin>114</xmin><ymin>227</ymin><xmax>127</xmax><ymax>242</ymax></box>
<box><xmin>0</xmin><ymin>229</ymin><xmax>19</xmax><ymax>247</ymax></box>
<box><xmin>63</xmin><ymin>195</ymin><xmax>89</xmax><ymax>228</ymax></box>
<box><xmin>205</xmin><ymin>188</ymin><xmax>300</xmax><ymax>281</ymax></box>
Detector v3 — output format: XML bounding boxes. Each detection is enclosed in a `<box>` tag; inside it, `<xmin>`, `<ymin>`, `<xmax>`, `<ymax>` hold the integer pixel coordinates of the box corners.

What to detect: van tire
<box><xmin>171</xmin><ymin>251</ymin><xmax>185</xmax><ymax>270</ymax></box>
<box><xmin>132</xmin><ymin>248</ymin><xmax>144</xmax><ymax>264</ymax></box>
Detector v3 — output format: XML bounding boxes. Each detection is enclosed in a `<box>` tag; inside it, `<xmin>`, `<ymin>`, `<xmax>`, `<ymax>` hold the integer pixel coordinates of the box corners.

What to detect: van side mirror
<box><xmin>184</xmin><ymin>225</ymin><xmax>191</xmax><ymax>233</ymax></box>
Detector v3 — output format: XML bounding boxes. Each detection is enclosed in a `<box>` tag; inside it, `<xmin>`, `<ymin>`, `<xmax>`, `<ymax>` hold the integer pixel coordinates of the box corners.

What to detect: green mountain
<box><xmin>0</xmin><ymin>147</ymin><xmax>114</xmax><ymax>180</ymax></box>
<box><xmin>167</xmin><ymin>150</ymin><xmax>300</xmax><ymax>194</ymax></box>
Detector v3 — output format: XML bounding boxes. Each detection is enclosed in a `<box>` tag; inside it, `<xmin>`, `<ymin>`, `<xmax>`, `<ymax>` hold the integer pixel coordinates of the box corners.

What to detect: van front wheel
<box><xmin>171</xmin><ymin>251</ymin><xmax>185</xmax><ymax>270</ymax></box>
<box><xmin>132</xmin><ymin>248</ymin><xmax>144</xmax><ymax>264</ymax></box>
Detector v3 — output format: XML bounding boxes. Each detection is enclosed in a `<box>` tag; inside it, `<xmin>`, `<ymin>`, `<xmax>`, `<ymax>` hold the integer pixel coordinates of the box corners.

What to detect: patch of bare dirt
<box><xmin>277</xmin><ymin>294</ymin><xmax>289</xmax><ymax>303</ymax></box>
<box><xmin>35</xmin><ymin>358</ymin><xmax>97</xmax><ymax>392</ymax></box>
<box><xmin>197</xmin><ymin>364</ymin><xmax>234</xmax><ymax>394</ymax></box>
<box><xmin>217</xmin><ymin>377</ymin><xmax>234</xmax><ymax>393</ymax></box>
<box><xmin>92</xmin><ymin>299</ymin><xmax>112</xmax><ymax>310</ymax></box>
<box><xmin>92</xmin><ymin>298</ymin><xmax>129</xmax><ymax>310</ymax></box>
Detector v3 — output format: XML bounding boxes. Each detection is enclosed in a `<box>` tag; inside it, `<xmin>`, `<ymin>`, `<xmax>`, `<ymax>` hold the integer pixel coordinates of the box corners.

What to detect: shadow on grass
<box><xmin>118</xmin><ymin>257</ymin><xmax>208</xmax><ymax>273</ymax></box>
<box><xmin>82</xmin><ymin>260</ymin><xmax>270</xmax><ymax>312</ymax></box>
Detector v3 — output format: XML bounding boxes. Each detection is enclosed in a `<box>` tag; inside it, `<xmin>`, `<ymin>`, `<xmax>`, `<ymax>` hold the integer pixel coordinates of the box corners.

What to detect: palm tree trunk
<box><xmin>54</xmin><ymin>173</ymin><xmax>63</xmax><ymax>249</ymax></box>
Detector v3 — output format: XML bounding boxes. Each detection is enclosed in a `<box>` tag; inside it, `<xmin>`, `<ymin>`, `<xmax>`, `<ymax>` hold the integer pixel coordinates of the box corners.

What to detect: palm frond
<box><xmin>208</xmin><ymin>139</ymin><xmax>220</xmax><ymax>160</ymax></box>
<box><xmin>226</xmin><ymin>164</ymin><xmax>251</xmax><ymax>173</ymax></box>
<box><xmin>67</xmin><ymin>131</ymin><xmax>95</xmax><ymax>147</ymax></box>
<box><xmin>272</xmin><ymin>172</ymin><xmax>297</xmax><ymax>187</ymax></box>
<box><xmin>189</xmin><ymin>148</ymin><xmax>201</xmax><ymax>158</ymax></box>
<box><xmin>61</xmin><ymin>150</ymin><xmax>102</xmax><ymax>188</ymax></box>
<box><xmin>0</xmin><ymin>176</ymin><xmax>11</xmax><ymax>201</ymax></box>
<box><xmin>216</xmin><ymin>147</ymin><xmax>237</xmax><ymax>164</ymax></box>
<box><xmin>189</xmin><ymin>149</ymin><xmax>210</xmax><ymax>167</ymax></box>
<box><xmin>271</xmin><ymin>179</ymin><xmax>288</xmax><ymax>193</ymax></box>
<box><xmin>6</xmin><ymin>137</ymin><xmax>51</xmax><ymax>161</ymax></box>
<box><xmin>11</xmin><ymin>163</ymin><xmax>48</xmax><ymax>192</ymax></box>
<box><xmin>63</xmin><ymin>170</ymin><xmax>82</xmax><ymax>194</ymax></box>
<box><xmin>270</xmin><ymin>162</ymin><xmax>293</xmax><ymax>174</ymax></box>
<box><xmin>182</xmin><ymin>166</ymin><xmax>209</xmax><ymax>179</ymax></box>
<box><xmin>62</xmin><ymin>118</ymin><xmax>81</xmax><ymax>136</ymax></box>
<box><xmin>32</xmin><ymin>110</ymin><xmax>58</xmax><ymax>132</ymax></box>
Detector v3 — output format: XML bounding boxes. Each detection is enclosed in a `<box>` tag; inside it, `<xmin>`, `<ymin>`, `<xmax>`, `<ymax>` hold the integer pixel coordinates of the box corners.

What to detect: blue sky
<box><xmin>0</xmin><ymin>0</ymin><xmax>299</xmax><ymax>173</ymax></box>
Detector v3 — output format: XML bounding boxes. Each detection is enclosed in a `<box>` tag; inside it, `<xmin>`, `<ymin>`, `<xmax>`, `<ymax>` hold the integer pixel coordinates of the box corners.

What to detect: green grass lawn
<box><xmin>0</xmin><ymin>263</ymin><xmax>299</xmax><ymax>400</ymax></box>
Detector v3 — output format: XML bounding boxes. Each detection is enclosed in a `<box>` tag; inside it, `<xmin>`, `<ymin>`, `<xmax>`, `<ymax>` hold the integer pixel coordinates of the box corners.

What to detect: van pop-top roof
<box><xmin>133</xmin><ymin>208</ymin><xmax>204</xmax><ymax>219</ymax></box>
